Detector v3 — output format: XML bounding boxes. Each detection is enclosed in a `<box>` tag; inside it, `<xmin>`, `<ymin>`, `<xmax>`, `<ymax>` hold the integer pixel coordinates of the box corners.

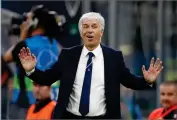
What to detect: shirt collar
<box><xmin>82</xmin><ymin>44</ymin><xmax>102</xmax><ymax>57</ymax></box>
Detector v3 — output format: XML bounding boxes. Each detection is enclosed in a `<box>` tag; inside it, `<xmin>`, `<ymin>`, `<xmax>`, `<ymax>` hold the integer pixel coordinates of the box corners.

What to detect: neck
<box><xmin>31</xmin><ymin>29</ymin><xmax>44</xmax><ymax>36</ymax></box>
<box><xmin>35</xmin><ymin>97</ymin><xmax>51</xmax><ymax>106</ymax></box>
<box><xmin>36</xmin><ymin>96</ymin><xmax>50</xmax><ymax>102</ymax></box>
<box><xmin>34</xmin><ymin>97</ymin><xmax>51</xmax><ymax>113</ymax></box>
<box><xmin>85</xmin><ymin>44</ymin><xmax>100</xmax><ymax>51</ymax></box>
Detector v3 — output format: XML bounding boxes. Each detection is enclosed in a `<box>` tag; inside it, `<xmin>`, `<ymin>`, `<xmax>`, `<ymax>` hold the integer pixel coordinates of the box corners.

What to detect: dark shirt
<box><xmin>163</xmin><ymin>108</ymin><xmax>177</xmax><ymax>120</ymax></box>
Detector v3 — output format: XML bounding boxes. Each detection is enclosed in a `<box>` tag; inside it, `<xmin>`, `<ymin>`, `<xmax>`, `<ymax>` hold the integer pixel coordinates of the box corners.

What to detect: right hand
<box><xmin>18</xmin><ymin>47</ymin><xmax>36</xmax><ymax>72</ymax></box>
<box><xmin>19</xmin><ymin>21</ymin><xmax>30</xmax><ymax>40</ymax></box>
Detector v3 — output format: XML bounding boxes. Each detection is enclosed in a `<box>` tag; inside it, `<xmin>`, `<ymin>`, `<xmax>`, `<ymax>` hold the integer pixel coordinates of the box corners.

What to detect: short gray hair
<box><xmin>78</xmin><ymin>12</ymin><xmax>105</xmax><ymax>34</ymax></box>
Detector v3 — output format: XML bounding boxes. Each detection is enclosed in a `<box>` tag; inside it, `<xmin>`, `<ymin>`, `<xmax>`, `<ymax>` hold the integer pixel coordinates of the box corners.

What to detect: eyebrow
<box><xmin>83</xmin><ymin>23</ymin><xmax>98</xmax><ymax>25</ymax></box>
<box><xmin>83</xmin><ymin>24</ymin><xmax>88</xmax><ymax>26</ymax></box>
<box><xmin>92</xmin><ymin>23</ymin><xmax>97</xmax><ymax>25</ymax></box>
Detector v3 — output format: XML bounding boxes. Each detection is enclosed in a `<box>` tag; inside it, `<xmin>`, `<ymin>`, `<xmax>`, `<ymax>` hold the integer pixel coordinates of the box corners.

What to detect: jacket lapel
<box><xmin>101</xmin><ymin>44</ymin><xmax>110</xmax><ymax>105</ymax></box>
<box><xmin>68</xmin><ymin>45</ymin><xmax>83</xmax><ymax>84</ymax></box>
<box><xmin>101</xmin><ymin>44</ymin><xmax>110</xmax><ymax>82</ymax></box>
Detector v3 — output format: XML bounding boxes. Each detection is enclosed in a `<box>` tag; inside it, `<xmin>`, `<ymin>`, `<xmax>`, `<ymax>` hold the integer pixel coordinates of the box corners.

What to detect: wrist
<box><xmin>26</xmin><ymin>68</ymin><xmax>35</xmax><ymax>76</ymax></box>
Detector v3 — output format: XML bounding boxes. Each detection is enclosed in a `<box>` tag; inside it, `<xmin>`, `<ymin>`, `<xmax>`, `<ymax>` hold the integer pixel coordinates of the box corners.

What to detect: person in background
<box><xmin>3</xmin><ymin>5</ymin><xmax>62</xmax><ymax>119</ymax></box>
<box><xmin>1</xmin><ymin>55</ymin><xmax>13</xmax><ymax>119</ymax></box>
<box><xmin>148</xmin><ymin>81</ymin><xmax>177</xmax><ymax>120</ymax></box>
<box><xmin>26</xmin><ymin>82</ymin><xmax>56</xmax><ymax>120</ymax></box>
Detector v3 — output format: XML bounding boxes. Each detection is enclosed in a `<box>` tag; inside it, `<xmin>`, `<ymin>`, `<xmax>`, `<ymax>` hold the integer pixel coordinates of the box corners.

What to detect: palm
<box><xmin>18</xmin><ymin>47</ymin><xmax>36</xmax><ymax>72</ymax></box>
<box><xmin>143</xmin><ymin>67</ymin><xmax>158</xmax><ymax>82</ymax></box>
<box><xmin>142</xmin><ymin>58</ymin><xmax>163</xmax><ymax>84</ymax></box>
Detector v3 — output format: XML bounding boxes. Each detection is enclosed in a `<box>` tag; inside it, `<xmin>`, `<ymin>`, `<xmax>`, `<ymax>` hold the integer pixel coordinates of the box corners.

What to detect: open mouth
<box><xmin>86</xmin><ymin>35</ymin><xmax>94</xmax><ymax>40</ymax></box>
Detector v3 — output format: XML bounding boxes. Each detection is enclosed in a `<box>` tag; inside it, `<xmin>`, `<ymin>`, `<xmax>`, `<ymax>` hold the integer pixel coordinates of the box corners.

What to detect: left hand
<box><xmin>142</xmin><ymin>57</ymin><xmax>163</xmax><ymax>84</ymax></box>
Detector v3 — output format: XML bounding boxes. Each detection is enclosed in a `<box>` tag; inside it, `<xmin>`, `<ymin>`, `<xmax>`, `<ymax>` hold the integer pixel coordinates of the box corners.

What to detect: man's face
<box><xmin>160</xmin><ymin>84</ymin><xmax>177</xmax><ymax>109</ymax></box>
<box><xmin>33</xmin><ymin>83</ymin><xmax>51</xmax><ymax>100</ymax></box>
<box><xmin>81</xmin><ymin>18</ymin><xmax>103</xmax><ymax>49</ymax></box>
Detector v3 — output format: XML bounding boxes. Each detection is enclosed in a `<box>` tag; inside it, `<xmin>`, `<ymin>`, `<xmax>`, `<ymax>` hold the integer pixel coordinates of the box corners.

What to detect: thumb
<box><xmin>142</xmin><ymin>65</ymin><xmax>146</xmax><ymax>73</ymax></box>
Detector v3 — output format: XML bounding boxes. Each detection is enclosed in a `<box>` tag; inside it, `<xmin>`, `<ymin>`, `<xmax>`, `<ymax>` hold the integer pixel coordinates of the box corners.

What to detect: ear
<box><xmin>100</xmin><ymin>29</ymin><xmax>104</xmax><ymax>37</ymax></box>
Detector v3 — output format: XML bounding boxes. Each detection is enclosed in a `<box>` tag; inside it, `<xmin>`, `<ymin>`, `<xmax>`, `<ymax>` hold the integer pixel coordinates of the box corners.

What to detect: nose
<box><xmin>88</xmin><ymin>27</ymin><xmax>93</xmax><ymax>33</ymax></box>
<box><xmin>161</xmin><ymin>95</ymin><xmax>169</xmax><ymax>101</ymax></box>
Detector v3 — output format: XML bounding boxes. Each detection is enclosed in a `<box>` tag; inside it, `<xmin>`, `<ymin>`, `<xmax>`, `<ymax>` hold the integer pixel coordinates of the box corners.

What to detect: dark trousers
<box><xmin>61</xmin><ymin>110</ymin><xmax>106</xmax><ymax>119</ymax></box>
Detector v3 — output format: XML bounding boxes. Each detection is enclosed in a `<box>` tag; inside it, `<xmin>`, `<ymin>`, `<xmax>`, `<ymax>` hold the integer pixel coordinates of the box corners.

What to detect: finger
<box><xmin>21</xmin><ymin>47</ymin><xmax>29</xmax><ymax>62</ymax></box>
<box><xmin>18</xmin><ymin>53</ymin><xmax>26</xmax><ymax>64</ymax></box>
<box><xmin>21</xmin><ymin>47</ymin><xmax>26</xmax><ymax>57</ymax></box>
<box><xmin>157</xmin><ymin>66</ymin><xmax>164</xmax><ymax>75</ymax></box>
<box><xmin>31</xmin><ymin>54</ymin><xmax>36</xmax><ymax>61</ymax></box>
<box><xmin>20</xmin><ymin>47</ymin><xmax>24</xmax><ymax>55</ymax></box>
<box><xmin>19</xmin><ymin>49</ymin><xmax>26</xmax><ymax>60</ymax></box>
<box><xmin>26</xmin><ymin>47</ymin><xmax>31</xmax><ymax>56</ymax></box>
<box><xmin>154</xmin><ymin>58</ymin><xmax>161</xmax><ymax>68</ymax></box>
<box><xmin>18</xmin><ymin>53</ymin><xmax>22</xmax><ymax>61</ymax></box>
<box><xmin>26</xmin><ymin>47</ymin><xmax>32</xmax><ymax>61</ymax></box>
<box><xmin>23</xmin><ymin>47</ymin><xmax>28</xmax><ymax>58</ymax></box>
<box><xmin>20</xmin><ymin>47</ymin><xmax>27</xmax><ymax>59</ymax></box>
<box><xmin>142</xmin><ymin>65</ymin><xmax>146</xmax><ymax>73</ymax></box>
<box><xmin>156</xmin><ymin>61</ymin><xmax>163</xmax><ymax>71</ymax></box>
<box><xmin>150</xmin><ymin>57</ymin><xmax>154</xmax><ymax>68</ymax></box>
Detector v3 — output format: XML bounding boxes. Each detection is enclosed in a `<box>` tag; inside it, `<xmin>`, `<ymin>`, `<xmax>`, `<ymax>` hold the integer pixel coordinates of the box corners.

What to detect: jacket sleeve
<box><xmin>118</xmin><ymin>51</ymin><xmax>153</xmax><ymax>90</ymax></box>
<box><xmin>28</xmin><ymin>49</ymin><xmax>66</xmax><ymax>86</ymax></box>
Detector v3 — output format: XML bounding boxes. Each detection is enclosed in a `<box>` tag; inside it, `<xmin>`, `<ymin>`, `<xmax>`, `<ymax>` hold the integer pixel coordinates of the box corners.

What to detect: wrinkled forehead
<box><xmin>82</xmin><ymin>17</ymin><xmax>99</xmax><ymax>25</ymax></box>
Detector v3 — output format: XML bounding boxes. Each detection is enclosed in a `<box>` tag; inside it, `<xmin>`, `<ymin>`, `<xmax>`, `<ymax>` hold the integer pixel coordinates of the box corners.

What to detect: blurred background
<box><xmin>1</xmin><ymin>0</ymin><xmax>177</xmax><ymax>119</ymax></box>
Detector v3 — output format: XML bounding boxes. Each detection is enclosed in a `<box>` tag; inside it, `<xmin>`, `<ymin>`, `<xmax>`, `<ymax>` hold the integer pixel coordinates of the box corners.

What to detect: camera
<box><xmin>8</xmin><ymin>15</ymin><xmax>27</xmax><ymax>36</ymax></box>
<box><xmin>8</xmin><ymin>11</ymin><xmax>66</xmax><ymax>36</ymax></box>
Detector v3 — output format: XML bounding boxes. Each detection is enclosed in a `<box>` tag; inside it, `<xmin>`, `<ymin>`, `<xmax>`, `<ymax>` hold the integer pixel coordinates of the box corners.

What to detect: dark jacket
<box><xmin>29</xmin><ymin>44</ymin><xmax>152</xmax><ymax>119</ymax></box>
